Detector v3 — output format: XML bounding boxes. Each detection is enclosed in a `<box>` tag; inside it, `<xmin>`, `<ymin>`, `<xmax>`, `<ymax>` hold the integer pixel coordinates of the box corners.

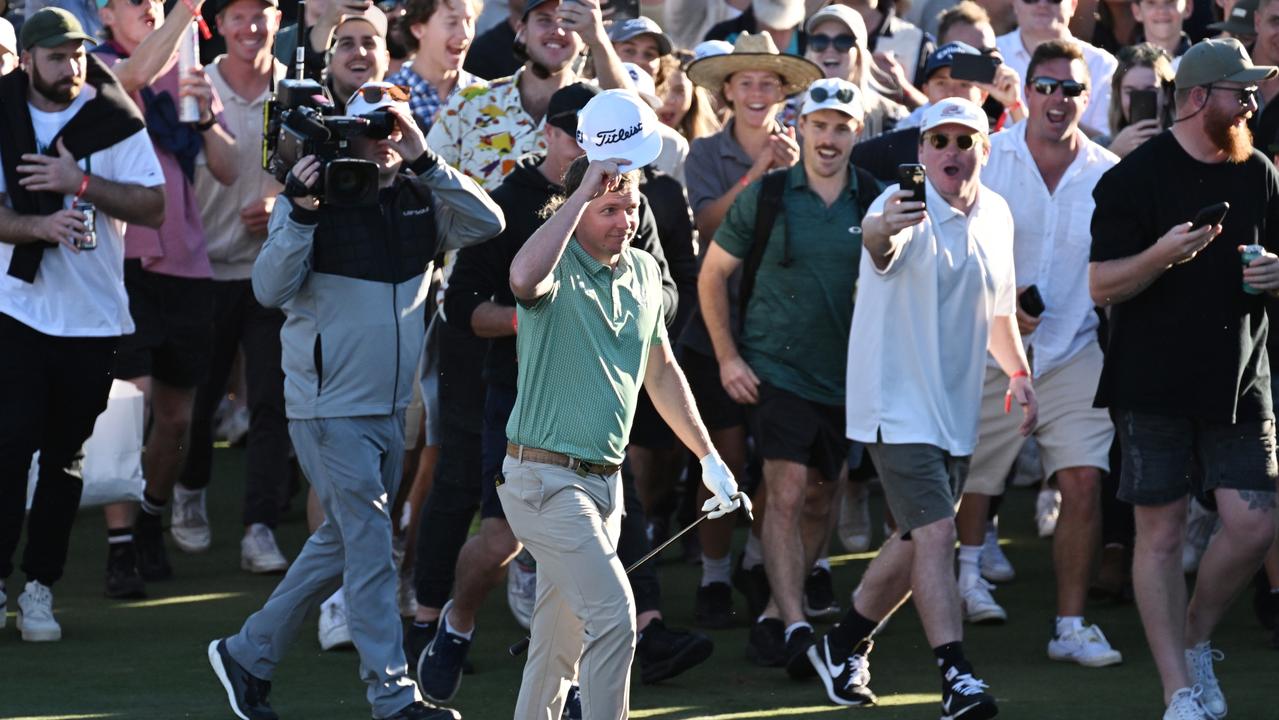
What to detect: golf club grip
<box><xmin>509</xmin><ymin>636</ymin><xmax>531</xmax><ymax>656</ymax></box>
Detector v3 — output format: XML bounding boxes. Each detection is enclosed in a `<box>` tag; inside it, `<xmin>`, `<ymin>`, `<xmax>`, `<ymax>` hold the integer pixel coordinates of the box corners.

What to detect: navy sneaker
<box><xmin>560</xmin><ymin>684</ymin><xmax>581</xmax><ymax>720</ymax></box>
<box><xmin>636</xmin><ymin>618</ymin><xmax>714</xmax><ymax>684</ymax></box>
<box><xmin>694</xmin><ymin>581</ymin><xmax>735</xmax><ymax>629</ymax></box>
<box><xmin>208</xmin><ymin>639</ymin><xmax>278</xmax><ymax>720</ymax></box>
<box><xmin>803</xmin><ymin>567</ymin><xmax>840</xmax><ymax>620</ymax></box>
<box><xmin>416</xmin><ymin>601</ymin><xmax>473</xmax><ymax>704</ymax></box>
<box><xmin>784</xmin><ymin>625</ymin><xmax>817</xmax><ymax>680</ymax></box>
<box><xmin>134</xmin><ymin>513</ymin><xmax>172</xmax><ymax>581</ymax></box>
<box><xmin>380</xmin><ymin>700</ymin><xmax>460</xmax><ymax>720</ymax></box>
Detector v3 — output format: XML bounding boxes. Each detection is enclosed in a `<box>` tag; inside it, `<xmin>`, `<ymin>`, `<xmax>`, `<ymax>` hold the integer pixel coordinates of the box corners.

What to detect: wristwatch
<box><xmin>194</xmin><ymin>116</ymin><xmax>216</xmax><ymax>132</ymax></box>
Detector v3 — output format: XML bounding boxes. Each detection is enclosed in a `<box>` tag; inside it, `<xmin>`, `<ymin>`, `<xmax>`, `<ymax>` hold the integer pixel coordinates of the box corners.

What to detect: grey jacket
<box><xmin>253</xmin><ymin>156</ymin><xmax>505</xmax><ymax>420</ymax></box>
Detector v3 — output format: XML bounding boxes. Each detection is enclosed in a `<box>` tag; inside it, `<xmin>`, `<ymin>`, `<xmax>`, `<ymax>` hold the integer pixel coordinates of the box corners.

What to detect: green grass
<box><xmin>1</xmin><ymin>447</ymin><xmax>1275</xmax><ymax>719</ymax></box>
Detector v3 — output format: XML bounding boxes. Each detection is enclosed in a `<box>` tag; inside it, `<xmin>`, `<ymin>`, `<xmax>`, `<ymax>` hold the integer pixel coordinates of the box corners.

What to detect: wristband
<box><xmin>74</xmin><ymin>173</ymin><xmax>90</xmax><ymax>200</ymax></box>
<box><xmin>737</xmin><ymin>174</ymin><xmax>752</xmax><ymax>190</ymax></box>
<box><xmin>1004</xmin><ymin>370</ymin><xmax>1029</xmax><ymax>414</ymax></box>
<box><xmin>1009</xmin><ymin>369</ymin><xmax>1029</xmax><ymax>379</ymax></box>
<box><xmin>1006</xmin><ymin>100</ymin><xmax>1023</xmax><ymax>114</ymax></box>
<box><xmin>194</xmin><ymin>116</ymin><xmax>216</xmax><ymax>132</ymax></box>
<box><xmin>180</xmin><ymin>0</ymin><xmax>212</xmax><ymax>39</ymax></box>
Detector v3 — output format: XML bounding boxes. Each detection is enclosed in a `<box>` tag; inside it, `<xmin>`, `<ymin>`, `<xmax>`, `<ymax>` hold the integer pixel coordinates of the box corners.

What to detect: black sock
<box><xmin>140</xmin><ymin>491</ymin><xmax>167</xmax><ymax>516</ymax></box>
<box><xmin>828</xmin><ymin>606</ymin><xmax>878</xmax><ymax>657</ymax></box>
<box><xmin>934</xmin><ymin>641</ymin><xmax>967</xmax><ymax>677</ymax></box>
<box><xmin>107</xmin><ymin>527</ymin><xmax>134</xmax><ymax>545</ymax></box>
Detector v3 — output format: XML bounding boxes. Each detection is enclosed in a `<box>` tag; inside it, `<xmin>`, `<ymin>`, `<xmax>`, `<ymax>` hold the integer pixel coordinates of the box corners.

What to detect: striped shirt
<box><xmin>506</xmin><ymin>240</ymin><xmax>667</xmax><ymax>465</ymax></box>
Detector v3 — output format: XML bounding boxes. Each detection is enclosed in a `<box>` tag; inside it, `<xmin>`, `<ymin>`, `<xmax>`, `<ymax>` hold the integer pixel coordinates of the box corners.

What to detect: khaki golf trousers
<box><xmin>498</xmin><ymin>454</ymin><xmax>635</xmax><ymax>720</ymax></box>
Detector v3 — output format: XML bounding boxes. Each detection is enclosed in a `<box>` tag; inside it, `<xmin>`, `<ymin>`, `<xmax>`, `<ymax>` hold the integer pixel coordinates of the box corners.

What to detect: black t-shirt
<box><xmin>1090</xmin><ymin>131</ymin><xmax>1279</xmax><ymax>422</ymax></box>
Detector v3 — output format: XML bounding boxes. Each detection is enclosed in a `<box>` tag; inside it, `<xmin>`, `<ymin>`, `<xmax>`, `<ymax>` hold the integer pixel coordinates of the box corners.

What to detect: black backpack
<box><xmin>736</xmin><ymin>165</ymin><xmax>882</xmax><ymax>331</ymax></box>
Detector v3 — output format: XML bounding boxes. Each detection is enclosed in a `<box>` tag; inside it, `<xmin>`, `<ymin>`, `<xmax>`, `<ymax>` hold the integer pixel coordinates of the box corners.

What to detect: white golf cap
<box><xmin>801</xmin><ymin>77</ymin><xmax>863</xmax><ymax>121</ymax></box>
<box><xmin>919</xmin><ymin>97</ymin><xmax>989</xmax><ymax>136</ymax></box>
<box><xmin>0</xmin><ymin>17</ymin><xmax>16</xmax><ymax>55</ymax></box>
<box><xmin>575</xmin><ymin>89</ymin><xmax>663</xmax><ymax>169</ymax></box>
<box><xmin>346</xmin><ymin>81</ymin><xmax>410</xmax><ymax>116</ymax></box>
<box><xmin>692</xmin><ymin>39</ymin><xmax>734</xmax><ymax>62</ymax></box>
<box><xmin>621</xmin><ymin>62</ymin><xmax>661</xmax><ymax>108</ymax></box>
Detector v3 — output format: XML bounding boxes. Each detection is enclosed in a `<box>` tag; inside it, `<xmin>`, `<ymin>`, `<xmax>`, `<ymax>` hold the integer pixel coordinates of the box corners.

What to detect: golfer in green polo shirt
<box><xmin>500</xmin><ymin>90</ymin><xmax>750</xmax><ymax>720</ymax></box>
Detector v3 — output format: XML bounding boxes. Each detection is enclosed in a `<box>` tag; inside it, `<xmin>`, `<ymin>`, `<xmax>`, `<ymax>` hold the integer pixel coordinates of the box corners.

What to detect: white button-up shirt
<box><xmin>845</xmin><ymin>180</ymin><xmax>1017</xmax><ymax>456</ymax></box>
<box><xmin>995</xmin><ymin>30</ymin><xmax>1118</xmax><ymax>136</ymax></box>
<box><xmin>984</xmin><ymin>121</ymin><xmax>1118</xmax><ymax>377</ymax></box>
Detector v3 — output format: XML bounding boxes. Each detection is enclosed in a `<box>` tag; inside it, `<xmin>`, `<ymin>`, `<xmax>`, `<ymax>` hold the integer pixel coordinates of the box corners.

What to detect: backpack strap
<box><xmin>737</xmin><ymin>168</ymin><xmax>788</xmax><ymax>332</ymax></box>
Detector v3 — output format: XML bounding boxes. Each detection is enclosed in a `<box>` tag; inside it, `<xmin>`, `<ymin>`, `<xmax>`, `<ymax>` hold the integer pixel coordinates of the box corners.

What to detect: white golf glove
<box><xmin>699</xmin><ymin>452</ymin><xmax>752</xmax><ymax>520</ymax></box>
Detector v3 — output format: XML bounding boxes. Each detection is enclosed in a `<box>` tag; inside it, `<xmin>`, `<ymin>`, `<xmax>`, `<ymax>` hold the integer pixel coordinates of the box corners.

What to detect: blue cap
<box><xmin>923</xmin><ymin>41</ymin><xmax>981</xmax><ymax>81</ymax></box>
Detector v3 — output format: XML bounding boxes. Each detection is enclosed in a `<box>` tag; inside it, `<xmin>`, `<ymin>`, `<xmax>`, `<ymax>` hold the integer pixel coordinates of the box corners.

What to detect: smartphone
<box><xmin>950</xmin><ymin>54</ymin><xmax>999</xmax><ymax>84</ymax></box>
<box><xmin>1129</xmin><ymin>89</ymin><xmax>1158</xmax><ymax>125</ymax></box>
<box><xmin>897</xmin><ymin>163</ymin><xmax>926</xmax><ymax>205</ymax></box>
<box><xmin>1018</xmin><ymin>285</ymin><xmax>1045</xmax><ymax>318</ymax></box>
<box><xmin>602</xmin><ymin>0</ymin><xmax>640</xmax><ymax>19</ymax></box>
<box><xmin>1190</xmin><ymin>201</ymin><xmax>1230</xmax><ymax>230</ymax></box>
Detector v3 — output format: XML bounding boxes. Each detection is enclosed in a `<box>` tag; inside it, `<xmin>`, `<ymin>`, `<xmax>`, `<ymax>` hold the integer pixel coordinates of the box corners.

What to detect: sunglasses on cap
<box><xmin>352</xmin><ymin>84</ymin><xmax>411</xmax><ymax>104</ymax></box>
<box><xmin>809</xmin><ymin>84</ymin><xmax>856</xmax><ymax>104</ymax></box>
<box><xmin>808</xmin><ymin>33</ymin><xmax>856</xmax><ymax>53</ymax></box>
<box><xmin>923</xmin><ymin>132</ymin><xmax>980</xmax><ymax>151</ymax></box>
<box><xmin>1030</xmin><ymin>77</ymin><xmax>1087</xmax><ymax>97</ymax></box>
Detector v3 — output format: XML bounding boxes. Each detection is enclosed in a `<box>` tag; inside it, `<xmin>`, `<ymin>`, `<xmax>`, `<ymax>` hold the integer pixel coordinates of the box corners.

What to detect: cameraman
<box><xmin>208</xmin><ymin>81</ymin><xmax>503</xmax><ymax>720</ymax></box>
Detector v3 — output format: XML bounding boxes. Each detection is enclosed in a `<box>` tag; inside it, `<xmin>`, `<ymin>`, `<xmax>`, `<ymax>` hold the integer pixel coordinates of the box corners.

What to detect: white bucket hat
<box><xmin>575</xmin><ymin>89</ymin><xmax>663</xmax><ymax>169</ymax></box>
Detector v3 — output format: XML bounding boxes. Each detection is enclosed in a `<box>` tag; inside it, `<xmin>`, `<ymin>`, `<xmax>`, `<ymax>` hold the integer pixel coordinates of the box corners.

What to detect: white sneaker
<box><xmin>16</xmin><ymin>581</ymin><xmax>61</xmax><ymax>642</ymax></box>
<box><xmin>171</xmin><ymin>486</ymin><xmax>211</xmax><ymax>553</ymax></box>
<box><xmin>1035</xmin><ymin>487</ymin><xmax>1061</xmax><ymax>538</ymax></box>
<box><xmin>1182</xmin><ymin>500</ymin><xmax>1219</xmax><ymax>575</ymax></box>
<box><xmin>961</xmin><ymin>578</ymin><xmax>1007</xmax><ymax>624</ymax></box>
<box><xmin>979</xmin><ymin>524</ymin><xmax>1015</xmax><ymax>583</ymax></box>
<box><xmin>318</xmin><ymin>591</ymin><xmax>353</xmax><ymax>650</ymax></box>
<box><xmin>217</xmin><ymin>405</ymin><xmax>250</xmax><ymax>446</ymax></box>
<box><xmin>1048</xmin><ymin>623</ymin><xmax>1123</xmax><ymax>667</ymax></box>
<box><xmin>240</xmin><ymin>523</ymin><xmax>288</xmax><ymax>574</ymax></box>
<box><xmin>1186</xmin><ymin>642</ymin><xmax>1226</xmax><ymax>719</ymax></box>
<box><xmin>837</xmin><ymin>481</ymin><xmax>873</xmax><ymax>553</ymax></box>
<box><xmin>1164</xmin><ymin>687</ymin><xmax>1210</xmax><ymax>720</ymax></box>
<box><xmin>506</xmin><ymin>549</ymin><xmax>536</xmax><ymax>630</ymax></box>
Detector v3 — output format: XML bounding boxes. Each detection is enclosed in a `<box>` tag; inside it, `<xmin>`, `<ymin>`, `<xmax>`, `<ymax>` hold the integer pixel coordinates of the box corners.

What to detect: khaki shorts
<box><xmin>966</xmin><ymin>342</ymin><xmax>1114</xmax><ymax>496</ymax></box>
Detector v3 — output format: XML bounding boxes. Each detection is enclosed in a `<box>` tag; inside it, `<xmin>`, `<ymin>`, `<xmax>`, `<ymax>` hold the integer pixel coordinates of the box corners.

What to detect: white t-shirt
<box><xmin>845</xmin><ymin>180</ymin><xmax>1017</xmax><ymax>456</ymax></box>
<box><xmin>0</xmin><ymin>86</ymin><xmax>164</xmax><ymax>337</ymax></box>
<box><xmin>995</xmin><ymin>30</ymin><xmax>1118</xmax><ymax>137</ymax></box>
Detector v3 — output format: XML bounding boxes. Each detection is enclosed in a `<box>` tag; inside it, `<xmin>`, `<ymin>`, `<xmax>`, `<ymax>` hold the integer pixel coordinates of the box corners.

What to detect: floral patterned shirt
<box><xmin>426</xmin><ymin>68</ymin><xmax>547</xmax><ymax>192</ymax></box>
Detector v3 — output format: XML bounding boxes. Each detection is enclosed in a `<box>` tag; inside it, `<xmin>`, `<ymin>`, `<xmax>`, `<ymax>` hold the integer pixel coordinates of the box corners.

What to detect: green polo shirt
<box><xmin>506</xmin><ymin>239</ymin><xmax>666</xmax><ymax>465</ymax></box>
<box><xmin>714</xmin><ymin>163</ymin><xmax>873</xmax><ymax>406</ymax></box>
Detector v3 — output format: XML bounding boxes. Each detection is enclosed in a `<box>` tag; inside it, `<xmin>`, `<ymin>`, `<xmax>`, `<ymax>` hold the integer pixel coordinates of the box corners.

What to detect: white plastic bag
<box><xmin>27</xmin><ymin>379</ymin><xmax>145</xmax><ymax>509</ymax></box>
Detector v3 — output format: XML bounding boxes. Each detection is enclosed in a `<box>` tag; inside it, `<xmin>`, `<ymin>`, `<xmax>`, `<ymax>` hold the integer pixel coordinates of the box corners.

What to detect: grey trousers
<box><xmin>227</xmin><ymin>413</ymin><xmax>419</xmax><ymax>718</ymax></box>
<box><xmin>498</xmin><ymin>455</ymin><xmax>635</xmax><ymax>720</ymax></box>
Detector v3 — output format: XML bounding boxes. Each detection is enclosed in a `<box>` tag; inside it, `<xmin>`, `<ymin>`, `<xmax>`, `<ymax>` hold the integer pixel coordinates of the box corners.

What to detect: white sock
<box><xmin>784</xmin><ymin>621</ymin><xmax>812</xmax><ymax>642</ymax></box>
<box><xmin>813</xmin><ymin>557</ymin><xmax>831</xmax><ymax>572</ymax></box>
<box><xmin>957</xmin><ymin>545</ymin><xmax>982</xmax><ymax>588</ymax></box>
<box><xmin>443</xmin><ymin>608</ymin><xmax>474</xmax><ymax>641</ymax></box>
<box><xmin>743</xmin><ymin>533</ymin><xmax>764</xmax><ymax>569</ymax></box>
<box><xmin>983</xmin><ymin>522</ymin><xmax>999</xmax><ymax>545</ymax></box>
<box><xmin>701</xmin><ymin>554</ymin><xmax>731</xmax><ymax>586</ymax></box>
<box><xmin>1055</xmin><ymin>615</ymin><xmax>1084</xmax><ymax>637</ymax></box>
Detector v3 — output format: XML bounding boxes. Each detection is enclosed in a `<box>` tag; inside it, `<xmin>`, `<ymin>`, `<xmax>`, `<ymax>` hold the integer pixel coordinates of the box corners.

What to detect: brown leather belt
<box><xmin>506</xmin><ymin>442</ymin><xmax>620</xmax><ymax>477</ymax></box>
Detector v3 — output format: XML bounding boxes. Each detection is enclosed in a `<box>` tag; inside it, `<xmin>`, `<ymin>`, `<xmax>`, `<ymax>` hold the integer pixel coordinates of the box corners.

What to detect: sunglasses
<box><xmin>117</xmin><ymin>0</ymin><xmax>162</xmax><ymax>7</ymax></box>
<box><xmin>1030</xmin><ymin>77</ymin><xmax>1087</xmax><ymax>97</ymax></box>
<box><xmin>923</xmin><ymin>132</ymin><xmax>979</xmax><ymax>151</ymax></box>
<box><xmin>809</xmin><ymin>84</ymin><xmax>856</xmax><ymax>104</ymax></box>
<box><xmin>1206</xmin><ymin>84</ymin><xmax>1259</xmax><ymax>108</ymax></box>
<box><xmin>808</xmin><ymin>33</ymin><xmax>857</xmax><ymax>53</ymax></box>
<box><xmin>353</xmin><ymin>84</ymin><xmax>411</xmax><ymax>104</ymax></box>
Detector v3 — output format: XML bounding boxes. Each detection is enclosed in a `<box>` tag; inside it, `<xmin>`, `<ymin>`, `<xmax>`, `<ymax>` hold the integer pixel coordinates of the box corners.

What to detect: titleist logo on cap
<box><xmin>582</xmin><ymin>123</ymin><xmax>643</xmax><ymax>147</ymax></box>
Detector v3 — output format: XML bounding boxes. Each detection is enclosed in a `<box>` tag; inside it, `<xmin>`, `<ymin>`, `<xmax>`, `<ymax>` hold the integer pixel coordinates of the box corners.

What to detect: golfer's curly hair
<box><xmin>539</xmin><ymin>156</ymin><xmax>642</xmax><ymax>218</ymax></box>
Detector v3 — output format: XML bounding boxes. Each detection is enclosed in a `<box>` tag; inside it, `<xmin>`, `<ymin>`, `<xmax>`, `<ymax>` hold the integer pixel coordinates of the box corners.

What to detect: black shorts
<box><xmin>114</xmin><ymin>260</ymin><xmax>214</xmax><ymax>388</ymax></box>
<box><xmin>750</xmin><ymin>381</ymin><xmax>848</xmax><ymax>483</ymax></box>
<box><xmin>1114</xmin><ymin>409</ymin><xmax>1278</xmax><ymax>506</ymax></box>
<box><xmin>630</xmin><ymin>386</ymin><xmax>675</xmax><ymax>449</ymax></box>
<box><xmin>677</xmin><ymin>345</ymin><xmax>746</xmax><ymax>432</ymax></box>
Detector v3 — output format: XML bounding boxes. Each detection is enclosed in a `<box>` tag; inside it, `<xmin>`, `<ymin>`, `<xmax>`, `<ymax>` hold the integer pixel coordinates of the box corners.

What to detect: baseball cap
<box><xmin>607</xmin><ymin>16</ymin><xmax>672</xmax><ymax>55</ymax></box>
<box><xmin>19</xmin><ymin>8</ymin><xmax>97</xmax><ymax>51</ymax></box>
<box><xmin>622</xmin><ymin>62</ymin><xmax>661</xmax><ymax>107</ymax></box>
<box><xmin>523</xmin><ymin>0</ymin><xmax>557</xmax><ymax>20</ymax></box>
<box><xmin>920</xmin><ymin>97</ymin><xmax>990</xmax><ymax>135</ymax></box>
<box><xmin>336</xmin><ymin>4</ymin><xmax>389</xmax><ymax>38</ymax></box>
<box><xmin>546</xmin><ymin>81</ymin><xmax>600</xmax><ymax>135</ymax></box>
<box><xmin>923</xmin><ymin>41</ymin><xmax>982</xmax><ymax>81</ymax></box>
<box><xmin>0</xmin><ymin>17</ymin><xmax>17</xmax><ymax>56</ymax></box>
<box><xmin>1175</xmin><ymin>37</ymin><xmax>1277</xmax><ymax>90</ymax></box>
<box><xmin>575</xmin><ymin>88</ymin><xmax>663</xmax><ymax>169</ymax></box>
<box><xmin>801</xmin><ymin>77</ymin><xmax>863</xmax><ymax>121</ymax></box>
<box><xmin>752</xmin><ymin>0</ymin><xmax>805</xmax><ymax>30</ymax></box>
<box><xmin>804</xmin><ymin>4</ymin><xmax>866</xmax><ymax>42</ymax></box>
<box><xmin>346</xmin><ymin>81</ymin><xmax>410</xmax><ymax>116</ymax></box>
<box><xmin>692</xmin><ymin>39</ymin><xmax>734</xmax><ymax>62</ymax></box>
<box><xmin>1208</xmin><ymin>0</ymin><xmax>1258</xmax><ymax>35</ymax></box>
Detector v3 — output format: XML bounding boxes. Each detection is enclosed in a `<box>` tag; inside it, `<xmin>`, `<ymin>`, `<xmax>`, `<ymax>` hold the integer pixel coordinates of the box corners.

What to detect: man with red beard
<box><xmin>1090</xmin><ymin>38</ymin><xmax>1279</xmax><ymax>720</ymax></box>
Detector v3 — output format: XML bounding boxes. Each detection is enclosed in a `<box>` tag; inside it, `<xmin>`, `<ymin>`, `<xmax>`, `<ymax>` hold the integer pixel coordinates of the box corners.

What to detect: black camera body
<box><xmin>263</xmin><ymin>79</ymin><xmax>395</xmax><ymax>206</ymax></box>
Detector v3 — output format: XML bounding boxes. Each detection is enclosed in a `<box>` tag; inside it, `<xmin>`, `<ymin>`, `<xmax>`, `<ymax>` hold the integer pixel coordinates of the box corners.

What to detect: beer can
<box><xmin>74</xmin><ymin>200</ymin><xmax>97</xmax><ymax>251</ymax></box>
<box><xmin>1242</xmin><ymin>244</ymin><xmax>1264</xmax><ymax>295</ymax></box>
<box><xmin>178</xmin><ymin>21</ymin><xmax>201</xmax><ymax>123</ymax></box>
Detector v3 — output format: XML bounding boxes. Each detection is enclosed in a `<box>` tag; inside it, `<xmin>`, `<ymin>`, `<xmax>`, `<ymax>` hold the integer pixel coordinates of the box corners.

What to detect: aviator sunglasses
<box><xmin>1030</xmin><ymin>77</ymin><xmax>1088</xmax><ymax>97</ymax></box>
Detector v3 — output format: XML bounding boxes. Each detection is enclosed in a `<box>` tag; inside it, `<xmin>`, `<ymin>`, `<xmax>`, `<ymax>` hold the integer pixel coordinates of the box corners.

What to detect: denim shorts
<box><xmin>1114</xmin><ymin>410</ymin><xmax>1278</xmax><ymax>506</ymax></box>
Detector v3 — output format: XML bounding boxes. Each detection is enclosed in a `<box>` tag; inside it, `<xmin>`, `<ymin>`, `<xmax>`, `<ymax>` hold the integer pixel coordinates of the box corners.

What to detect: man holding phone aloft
<box><xmin>1089</xmin><ymin>38</ymin><xmax>1279</xmax><ymax>720</ymax></box>
<box><xmin>809</xmin><ymin>98</ymin><xmax>1036</xmax><ymax>717</ymax></box>
<box><xmin>957</xmin><ymin>40</ymin><xmax>1122</xmax><ymax>666</ymax></box>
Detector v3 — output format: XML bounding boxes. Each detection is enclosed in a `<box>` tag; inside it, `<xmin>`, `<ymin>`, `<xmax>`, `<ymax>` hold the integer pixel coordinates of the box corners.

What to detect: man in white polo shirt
<box><xmin>809</xmin><ymin>98</ymin><xmax>1037</xmax><ymax>719</ymax></box>
<box><xmin>958</xmin><ymin>39</ymin><xmax>1122</xmax><ymax>668</ymax></box>
<box><xmin>995</xmin><ymin>0</ymin><xmax>1117</xmax><ymax>136</ymax></box>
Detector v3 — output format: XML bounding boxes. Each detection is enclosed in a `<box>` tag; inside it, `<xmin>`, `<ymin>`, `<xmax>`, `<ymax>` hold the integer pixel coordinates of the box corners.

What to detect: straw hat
<box><xmin>686</xmin><ymin>32</ymin><xmax>823</xmax><ymax>97</ymax></box>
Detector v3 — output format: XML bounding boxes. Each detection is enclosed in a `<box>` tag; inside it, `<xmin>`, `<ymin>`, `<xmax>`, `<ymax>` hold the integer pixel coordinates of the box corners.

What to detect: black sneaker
<box><xmin>809</xmin><ymin>636</ymin><xmax>877</xmax><ymax>707</ymax></box>
<box><xmin>803</xmin><ymin>567</ymin><xmax>840</xmax><ymax>620</ymax></box>
<box><xmin>561</xmin><ymin>684</ymin><xmax>581</xmax><ymax>720</ymax></box>
<box><xmin>784</xmin><ymin>625</ymin><xmax>817</xmax><ymax>680</ymax></box>
<box><xmin>104</xmin><ymin>543</ymin><xmax>146</xmax><ymax>599</ymax></box>
<box><xmin>380</xmin><ymin>701</ymin><xmax>461</xmax><ymax>720</ymax></box>
<box><xmin>637</xmin><ymin>618</ymin><xmax>714</xmax><ymax>684</ymax></box>
<box><xmin>746</xmin><ymin>618</ymin><xmax>786</xmax><ymax>667</ymax></box>
<box><xmin>940</xmin><ymin>663</ymin><xmax>998</xmax><ymax>720</ymax></box>
<box><xmin>134</xmin><ymin>513</ymin><xmax>172</xmax><ymax>581</ymax></box>
<box><xmin>416</xmin><ymin>603</ymin><xmax>472</xmax><ymax>704</ymax></box>
<box><xmin>732</xmin><ymin>554</ymin><xmax>770</xmax><ymax>619</ymax></box>
<box><xmin>207</xmin><ymin>638</ymin><xmax>279</xmax><ymax>720</ymax></box>
<box><xmin>1253</xmin><ymin>571</ymin><xmax>1278</xmax><ymax>631</ymax></box>
<box><xmin>694</xmin><ymin>582</ymin><xmax>735</xmax><ymax>629</ymax></box>
<box><xmin>405</xmin><ymin>620</ymin><xmax>438</xmax><ymax>671</ymax></box>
